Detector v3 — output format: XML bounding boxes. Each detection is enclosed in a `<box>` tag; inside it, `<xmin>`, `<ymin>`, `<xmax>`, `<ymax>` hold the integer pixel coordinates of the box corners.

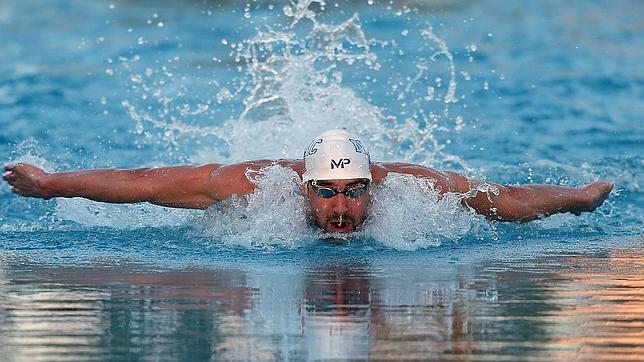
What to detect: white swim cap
<box><xmin>302</xmin><ymin>129</ymin><xmax>372</xmax><ymax>183</ymax></box>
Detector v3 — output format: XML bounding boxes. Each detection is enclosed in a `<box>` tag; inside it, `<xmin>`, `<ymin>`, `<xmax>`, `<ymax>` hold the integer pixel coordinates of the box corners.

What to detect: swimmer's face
<box><xmin>305</xmin><ymin>178</ymin><xmax>370</xmax><ymax>233</ymax></box>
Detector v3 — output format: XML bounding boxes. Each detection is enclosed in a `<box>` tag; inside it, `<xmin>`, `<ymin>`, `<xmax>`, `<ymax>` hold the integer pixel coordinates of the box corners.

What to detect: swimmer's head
<box><xmin>302</xmin><ymin>130</ymin><xmax>372</xmax><ymax>233</ymax></box>
<box><xmin>301</xmin><ymin>129</ymin><xmax>372</xmax><ymax>183</ymax></box>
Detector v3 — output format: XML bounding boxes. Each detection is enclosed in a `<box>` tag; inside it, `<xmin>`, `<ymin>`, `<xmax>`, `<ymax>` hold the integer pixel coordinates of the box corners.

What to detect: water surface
<box><xmin>1</xmin><ymin>0</ymin><xmax>642</xmax><ymax>360</ymax></box>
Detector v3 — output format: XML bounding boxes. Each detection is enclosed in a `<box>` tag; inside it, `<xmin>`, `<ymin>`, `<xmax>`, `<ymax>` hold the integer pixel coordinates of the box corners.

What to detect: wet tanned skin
<box><xmin>305</xmin><ymin>179</ymin><xmax>370</xmax><ymax>233</ymax></box>
<box><xmin>3</xmin><ymin>160</ymin><xmax>614</xmax><ymax>228</ymax></box>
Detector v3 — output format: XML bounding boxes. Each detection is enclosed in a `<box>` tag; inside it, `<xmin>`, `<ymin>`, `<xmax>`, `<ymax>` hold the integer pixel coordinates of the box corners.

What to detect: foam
<box><xmin>361</xmin><ymin>173</ymin><xmax>477</xmax><ymax>250</ymax></box>
<box><xmin>195</xmin><ymin>165</ymin><xmax>319</xmax><ymax>249</ymax></box>
<box><xmin>193</xmin><ymin>166</ymin><xmax>478</xmax><ymax>250</ymax></box>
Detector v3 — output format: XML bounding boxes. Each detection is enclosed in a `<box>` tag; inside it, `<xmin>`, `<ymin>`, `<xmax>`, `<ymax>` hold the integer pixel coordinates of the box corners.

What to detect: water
<box><xmin>1</xmin><ymin>0</ymin><xmax>643</xmax><ymax>360</ymax></box>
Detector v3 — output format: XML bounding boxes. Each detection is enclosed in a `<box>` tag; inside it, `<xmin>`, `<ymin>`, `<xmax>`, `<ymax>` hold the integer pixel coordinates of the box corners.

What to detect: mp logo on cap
<box><xmin>331</xmin><ymin>158</ymin><xmax>351</xmax><ymax>169</ymax></box>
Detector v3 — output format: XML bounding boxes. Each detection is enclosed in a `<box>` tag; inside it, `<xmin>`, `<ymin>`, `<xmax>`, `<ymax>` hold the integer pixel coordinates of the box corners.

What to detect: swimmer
<box><xmin>3</xmin><ymin>129</ymin><xmax>613</xmax><ymax>233</ymax></box>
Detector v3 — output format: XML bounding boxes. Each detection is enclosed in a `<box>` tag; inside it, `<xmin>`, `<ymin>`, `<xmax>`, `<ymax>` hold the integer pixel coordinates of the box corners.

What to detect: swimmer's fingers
<box><xmin>3</xmin><ymin>164</ymin><xmax>16</xmax><ymax>183</ymax></box>
<box><xmin>3</xmin><ymin>175</ymin><xmax>17</xmax><ymax>188</ymax></box>
<box><xmin>581</xmin><ymin>181</ymin><xmax>614</xmax><ymax>212</ymax></box>
<box><xmin>4</xmin><ymin>164</ymin><xmax>22</xmax><ymax>182</ymax></box>
<box><xmin>8</xmin><ymin>182</ymin><xmax>46</xmax><ymax>199</ymax></box>
<box><xmin>5</xmin><ymin>163</ymin><xmax>38</xmax><ymax>173</ymax></box>
<box><xmin>2</xmin><ymin>171</ymin><xmax>14</xmax><ymax>182</ymax></box>
<box><xmin>2</xmin><ymin>163</ymin><xmax>49</xmax><ymax>198</ymax></box>
<box><xmin>5</xmin><ymin>163</ymin><xmax>46</xmax><ymax>179</ymax></box>
<box><xmin>10</xmin><ymin>187</ymin><xmax>41</xmax><ymax>199</ymax></box>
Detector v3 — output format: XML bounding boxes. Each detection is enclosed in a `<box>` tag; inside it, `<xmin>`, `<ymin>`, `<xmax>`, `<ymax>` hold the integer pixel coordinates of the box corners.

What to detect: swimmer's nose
<box><xmin>332</xmin><ymin>194</ymin><xmax>349</xmax><ymax>214</ymax></box>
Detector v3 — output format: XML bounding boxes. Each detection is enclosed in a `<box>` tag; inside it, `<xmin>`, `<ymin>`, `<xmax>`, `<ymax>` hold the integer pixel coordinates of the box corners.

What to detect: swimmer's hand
<box><xmin>3</xmin><ymin>163</ymin><xmax>51</xmax><ymax>199</ymax></box>
<box><xmin>572</xmin><ymin>181</ymin><xmax>614</xmax><ymax>215</ymax></box>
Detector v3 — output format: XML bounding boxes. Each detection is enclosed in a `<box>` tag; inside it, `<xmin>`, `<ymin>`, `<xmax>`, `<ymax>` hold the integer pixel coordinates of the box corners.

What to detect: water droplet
<box><xmin>216</xmin><ymin>87</ymin><xmax>233</xmax><ymax>104</ymax></box>
<box><xmin>426</xmin><ymin>86</ymin><xmax>435</xmax><ymax>100</ymax></box>
<box><xmin>455</xmin><ymin>116</ymin><xmax>464</xmax><ymax>131</ymax></box>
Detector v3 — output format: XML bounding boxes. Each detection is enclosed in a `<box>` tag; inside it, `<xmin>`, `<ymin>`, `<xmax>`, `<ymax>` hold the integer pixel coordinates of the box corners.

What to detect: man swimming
<box><xmin>3</xmin><ymin>129</ymin><xmax>613</xmax><ymax>233</ymax></box>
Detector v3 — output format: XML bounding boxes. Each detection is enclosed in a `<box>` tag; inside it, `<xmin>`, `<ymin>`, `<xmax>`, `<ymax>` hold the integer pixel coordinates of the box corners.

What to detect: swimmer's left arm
<box><xmin>445</xmin><ymin>172</ymin><xmax>614</xmax><ymax>221</ymax></box>
<box><xmin>377</xmin><ymin>163</ymin><xmax>613</xmax><ymax>221</ymax></box>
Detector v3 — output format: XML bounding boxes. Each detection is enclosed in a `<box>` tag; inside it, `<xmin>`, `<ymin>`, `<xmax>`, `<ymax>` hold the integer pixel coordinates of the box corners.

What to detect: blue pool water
<box><xmin>1</xmin><ymin>0</ymin><xmax>643</xmax><ymax>360</ymax></box>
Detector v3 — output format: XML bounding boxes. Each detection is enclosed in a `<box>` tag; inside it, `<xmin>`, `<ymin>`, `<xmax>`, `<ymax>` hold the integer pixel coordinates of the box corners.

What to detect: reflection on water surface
<box><xmin>1</xmin><ymin>244</ymin><xmax>642</xmax><ymax>360</ymax></box>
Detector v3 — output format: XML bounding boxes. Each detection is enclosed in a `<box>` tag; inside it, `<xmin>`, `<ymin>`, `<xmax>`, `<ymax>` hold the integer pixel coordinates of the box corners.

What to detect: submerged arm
<box><xmin>2</xmin><ymin>161</ymin><xmax>270</xmax><ymax>209</ymax></box>
<box><xmin>447</xmin><ymin>172</ymin><xmax>614</xmax><ymax>222</ymax></box>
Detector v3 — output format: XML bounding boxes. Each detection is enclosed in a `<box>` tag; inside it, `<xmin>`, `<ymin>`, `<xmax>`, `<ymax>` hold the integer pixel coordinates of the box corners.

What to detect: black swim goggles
<box><xmin>308</xmin><ymin>180</ymin><xmax>370</xmax><ymax>199</ymax></box>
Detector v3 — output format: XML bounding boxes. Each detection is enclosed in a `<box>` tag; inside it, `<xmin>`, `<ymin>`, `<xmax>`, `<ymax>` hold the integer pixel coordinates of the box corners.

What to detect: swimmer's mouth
<box><xmin>326</xmin><ymin>215</ymin><xmax>354</xmax><ymax>233</ymax></box>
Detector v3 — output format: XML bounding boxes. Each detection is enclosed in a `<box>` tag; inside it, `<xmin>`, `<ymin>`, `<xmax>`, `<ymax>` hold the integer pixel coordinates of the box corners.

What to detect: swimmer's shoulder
<box><xmin>275</xmin><ymin>159</ymin><xmax>304</xmax><ymax>168</ymax></box>
<box><xmin>215</xmin><ymin>159</ymin><xmax>304</xmax><ymax>177</ymax></box>
<box><xmin>274</xmin><ymin>159</ymin><xmax>304</xmax><ymax>176</ymax></box>
<box><xmin>210</xmin><ymin>159</ymin><xmax>302</xmax><ymax>172</ymax></box>
<box><xmin>371</xmin><ymin>162</ymin><xmax>456</xmax><ymax>191</ymax></box>
<box><xmin>371</xmin><ymin>161</ymin><xmax>439</xmax><ymax>180</ymax></box>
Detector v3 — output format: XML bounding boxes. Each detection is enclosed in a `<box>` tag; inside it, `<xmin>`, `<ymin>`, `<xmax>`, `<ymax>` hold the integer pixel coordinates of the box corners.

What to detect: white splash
<box><xmin>192</xmin><ymin>166</ymin><xmax>475</xmax><ymax>250</ymax></box>
<box><xmin>5</xmin><ymin>2</ymin><xmax>474</xmax><ymax>245</ymax></box>
<box><xmin>122</xmin><ymin>1</ymin><xmax>464</xmax><ymax>168</ymax></box>
<box><xmin>361</xmin><ymin>173</ymin><xmax>476</xmax><ymax>250</ymax></box>
<box><xmin>195</xmin><ymin>165</ymin><xmax>318</xmax><ymax>248</ymax></box>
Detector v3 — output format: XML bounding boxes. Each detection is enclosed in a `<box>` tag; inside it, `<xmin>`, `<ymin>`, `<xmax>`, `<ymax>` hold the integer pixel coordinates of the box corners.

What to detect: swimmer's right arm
<box><xmin>2</xmin><ymin>162</ymin><xmax>264</xmax><ymax>209</ymax></box>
